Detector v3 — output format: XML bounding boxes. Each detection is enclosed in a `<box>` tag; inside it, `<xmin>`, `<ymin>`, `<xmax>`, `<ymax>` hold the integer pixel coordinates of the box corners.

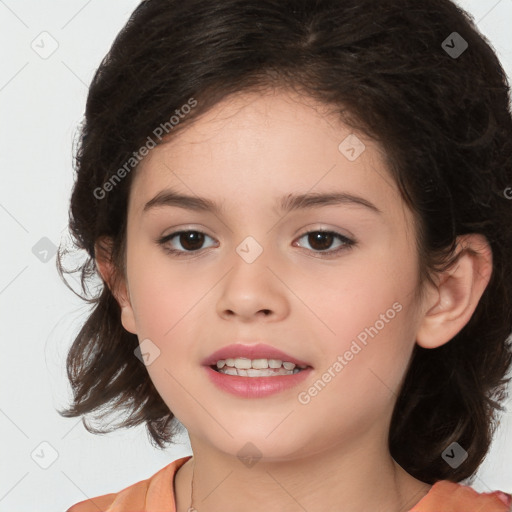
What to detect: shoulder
<box><xmin>410</xmin><ymin>480</ymin><xmax>512</xmax><ymax>512</ymax></box>
<box><xmin>65</xmin><ymin>455</ymin><xmax>193</xmax><ymax>512</ymax></box>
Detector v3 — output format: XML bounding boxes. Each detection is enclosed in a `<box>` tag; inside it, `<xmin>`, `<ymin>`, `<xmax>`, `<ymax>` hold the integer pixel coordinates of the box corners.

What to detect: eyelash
<box><xmin>156</xmin><ymin>229</ymin><xmax>356</xmax><ymax>259</ymax></box>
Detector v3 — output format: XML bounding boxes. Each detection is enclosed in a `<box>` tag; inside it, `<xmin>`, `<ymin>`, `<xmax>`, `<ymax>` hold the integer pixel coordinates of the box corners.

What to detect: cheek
<box><xmin>300</xmin><ymin>229</ymin><xmax>418</xmax><ymax>334</ymax></box>
<box><xmin>144</xmin><ymin>362</ymin><xmax>193</xmax><ymax>423</ymax></box>
<box><xmin>126</xmin><ymin>262</ymin><xmax>206</xmax><ymax>420</ymax></box>
<box><xmin>322</xmin><ymin>260</ymin><xmax>415</xmax><ymax>346</ymax></box>
<box><xmin>317</xmin><ymin>251</ymin><xmax>419</xmax><ymax>395</ymax></box>
<box><xmin>126</xmin><ymin>246</ymin><xmax>210</xmax><ymax>337</ymax></box>
<box><xmin>298</xmin><ymin>311</ymin><xmax>415</xmax><ymax>441</ymax></box>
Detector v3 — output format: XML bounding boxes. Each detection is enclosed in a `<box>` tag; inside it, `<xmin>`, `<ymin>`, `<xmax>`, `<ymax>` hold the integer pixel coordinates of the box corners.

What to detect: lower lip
<box><xmin>203</xmin><ymin>365</ymin><xmax>313</xmax><ymax>398</ymax></box>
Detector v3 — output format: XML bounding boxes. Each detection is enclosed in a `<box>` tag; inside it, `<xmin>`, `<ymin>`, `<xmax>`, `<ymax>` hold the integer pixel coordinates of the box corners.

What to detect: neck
<box><xmin>174</xmin><ymin>435</ymin><xmax>431</xmax><ymax>512</ymax></box>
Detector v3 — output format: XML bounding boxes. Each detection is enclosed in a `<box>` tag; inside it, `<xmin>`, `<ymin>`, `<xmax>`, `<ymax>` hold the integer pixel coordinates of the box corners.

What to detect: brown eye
<box><xmin>157</xmin><ymin>230</ymin><xmax>216</xmax><ymax>256</ymax></box>
<box><xmin>306</xmin><ymin>232</ymin><xmax>335</xmax><ymax>251</ymax></box>
<box><xmin>295</xmin><ymin>230</ymin><xmax>354</xmax><ymax>255</ymax></box>
<box><xmin>177</xmin><ymin>231</ymin><xmax>205</xmax><ymax>251</ymax></box>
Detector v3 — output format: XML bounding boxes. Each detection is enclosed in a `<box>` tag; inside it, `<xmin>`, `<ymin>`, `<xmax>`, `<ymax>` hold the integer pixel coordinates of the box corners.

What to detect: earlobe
<box><xmin>119</xmin><ymin>303</ymin><xmax>137</xmax><ymax>335</ymax></box>
<box><xmin>94</xmin><ymin>237</ymin><xmax>138</xmax><ymax>335</ymax></box>
<box><xmin>415</xmin><ymin>234</ymin><xmax>492</xmax><ymax>349</ymax></box>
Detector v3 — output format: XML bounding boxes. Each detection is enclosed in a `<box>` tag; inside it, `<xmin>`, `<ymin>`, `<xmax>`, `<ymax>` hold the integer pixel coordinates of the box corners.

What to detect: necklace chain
<box><xmin>188</xmin><ymin>458</ymin><xmax>195</xmax><ymax>512</ymax></box>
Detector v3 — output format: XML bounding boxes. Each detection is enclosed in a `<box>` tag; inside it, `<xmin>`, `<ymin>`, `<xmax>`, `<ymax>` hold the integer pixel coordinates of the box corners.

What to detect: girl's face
<box><xmin>119</xmin><ymin>88</ymin><xmax>429</xmax><ymax>460</ymax></box>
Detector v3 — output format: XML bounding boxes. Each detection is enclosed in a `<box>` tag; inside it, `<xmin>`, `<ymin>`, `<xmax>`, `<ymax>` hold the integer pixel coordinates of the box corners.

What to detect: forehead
<box><xmin>128</xmin><ymin>89</ymin><xmax>409</xmax><ymax>229</ymax></box>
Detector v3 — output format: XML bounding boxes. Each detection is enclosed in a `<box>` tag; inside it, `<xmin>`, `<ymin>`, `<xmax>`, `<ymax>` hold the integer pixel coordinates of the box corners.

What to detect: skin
<box><xmin>96</xmin><ymin>87</ymin><xmax>492</xmax><ymax>512</ymax></box>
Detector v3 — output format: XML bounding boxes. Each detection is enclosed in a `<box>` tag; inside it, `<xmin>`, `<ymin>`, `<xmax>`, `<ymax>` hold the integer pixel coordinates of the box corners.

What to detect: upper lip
<box><xmin>202</xmin><ymin>343</ymin><xmax>312</xmax><ymax>367</ymax></box>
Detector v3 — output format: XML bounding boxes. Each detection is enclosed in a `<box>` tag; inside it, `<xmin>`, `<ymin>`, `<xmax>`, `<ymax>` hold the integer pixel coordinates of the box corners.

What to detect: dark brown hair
<box><xmin>57</xmin><ymin>0</ymin><xmax>512</xmax><ymax>484</ymax></box>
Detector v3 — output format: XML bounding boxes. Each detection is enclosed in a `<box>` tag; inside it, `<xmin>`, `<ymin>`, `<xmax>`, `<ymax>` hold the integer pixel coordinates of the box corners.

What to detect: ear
<box><xmin>416</xmin><ymin>233</ymin><xmax>492</xmax><ymax>349</ymax></box>
<box><xmin>94</xmin><ymin>236</ymin><xmax>137</xmax><ymax>335</ymax></box>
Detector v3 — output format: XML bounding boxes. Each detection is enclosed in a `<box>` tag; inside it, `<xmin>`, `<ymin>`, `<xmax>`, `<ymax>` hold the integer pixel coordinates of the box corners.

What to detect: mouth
<box><xmin>209</xmin><ymin>357</ymin><xmax>311</xmax><ymax>377</ymax></box>
<box><xmin>203</xmin><ymin>348</ymin><xmax>314</xmax><ymax>397</ymax></box>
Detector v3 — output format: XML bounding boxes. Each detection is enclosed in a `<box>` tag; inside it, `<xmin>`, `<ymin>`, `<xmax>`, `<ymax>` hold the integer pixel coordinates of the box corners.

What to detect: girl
<box><xmin>58</xmin><ymin>0</ymin><xmax>512</xmax><ymax>510</ymax></box>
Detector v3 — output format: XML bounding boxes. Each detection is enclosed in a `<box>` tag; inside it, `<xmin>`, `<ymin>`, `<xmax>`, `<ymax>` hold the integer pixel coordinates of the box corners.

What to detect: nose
<box><xmin>215</xmin><ymin>249</ymin><xmax>290</xmax><ymax>322</ymax></box>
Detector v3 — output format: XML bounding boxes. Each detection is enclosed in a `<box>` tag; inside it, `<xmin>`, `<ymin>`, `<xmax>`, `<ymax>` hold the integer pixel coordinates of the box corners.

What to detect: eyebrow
<box><xmin>143</xmin><ymin>188</ymin><xmax>382</xmax><ymax>216</ymax></box>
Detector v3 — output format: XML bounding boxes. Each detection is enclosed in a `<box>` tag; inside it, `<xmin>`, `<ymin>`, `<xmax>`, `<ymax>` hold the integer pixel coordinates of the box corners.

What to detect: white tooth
<box><xmin>234</xmin><ymin>357</ymin><xmax>252</xmax><ymax>369</ymax></box>
<box><xmin>245</xmin><ymin>368</ymin><xmax>268</xmax><ymax>377</ymax></box>
<box><xmin>251</xmin><ymin>358</ymin><xmax>269</xmax><ymax>369</ymax></box>
<box><xmin>218</xmin><ymin>366</ymin><xmax>299</xmax><ymax>377</ymax></box>
<box><xmin>215</xmin><ymin>357</ymin><xmax>305</xmax><ymax>371</ymax></box>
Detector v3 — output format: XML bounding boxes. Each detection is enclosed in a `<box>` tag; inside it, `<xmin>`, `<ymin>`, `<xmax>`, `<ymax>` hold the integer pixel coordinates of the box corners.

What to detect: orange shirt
<box><xmin>66</xmin><ymin>455</ymin><xmax>511</xmax><ymax>512</ymax></box>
